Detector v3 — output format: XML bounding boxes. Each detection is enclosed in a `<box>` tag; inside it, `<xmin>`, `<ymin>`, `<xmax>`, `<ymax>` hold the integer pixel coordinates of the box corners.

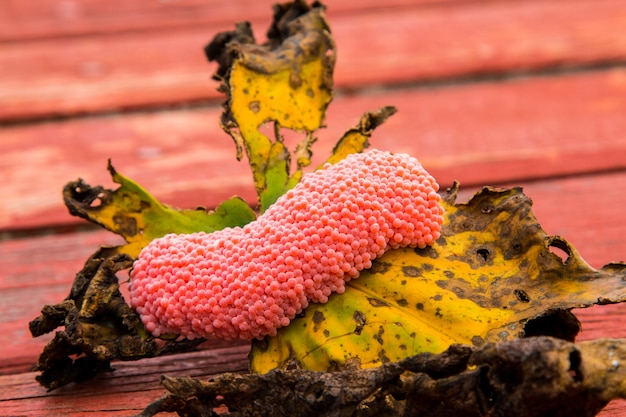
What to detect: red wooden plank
<box><xmin>1</xmin><ymin>0</ymin><xmax>625</xmax><ymax>120</ymax></box>
<box><xmin>0</xmin><ymin>0</ymin><xmax>458</xmax><ymax>41</ymax></box>
<box><xmin>0</xmin><ymin>231</ymin><xmax>122</xmax><ymax>374</ymax></box>
<box><xmin>1</xmin><ymin>68</ymin><xmax>624</xmax><ymax>231</ymax></box>
<box><xmin>602</xmin><ymin>400</ymin><xmax>626</xmax><ymax>417</ymax></box>
<box><xmin>0</xmin><ymin>345</ymin><xmax>249</xmax><ymax>417</ymax></box>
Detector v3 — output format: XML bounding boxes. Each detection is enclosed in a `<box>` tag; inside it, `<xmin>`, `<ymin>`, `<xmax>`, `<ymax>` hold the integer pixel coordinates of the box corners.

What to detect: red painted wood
<box><xmin>0</xmin><ymin>0</ymin><xmax>460</xmax><ymax>41</ymax></box>
<box><xmin>602</xmin><ymin>400</ymin><xmax>626</xmax><ymax>417</ymax></box>
<box><xmin>2</xmin><ymin>69</ymin><xmax>624</xmax><ymax>232</ymax></box>
<box><xmin>0</xmin><ymin>345</ymin><xmax>249</xmax><ymax>417</ymax></box>
<box><xmin>0</xmin><ymin>231</ymin><xmax>121</xmax><ymax>374</ymax></box>
<box><xmin>1</xmin><ymin>0</ymin><xmax>625</xmax><ymax>120</ymax></box>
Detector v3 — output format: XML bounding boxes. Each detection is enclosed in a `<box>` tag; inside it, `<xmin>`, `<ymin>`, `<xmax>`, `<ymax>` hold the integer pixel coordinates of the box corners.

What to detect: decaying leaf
<box><xmin>29</xmin><ymin>164</ymin><xmax>256</xmax><ymax>389</ymax></box>
<box><xmin>205</xmin><ymin>0</ymin><xmax>336</xmax><ymax>212</ymax></box>
<box><xmin>138</xmin><ymin>337</ymin><xmax>626</xmax><ymax>417</ymax></box>
<box><xmin>249</xmin><ymin>184</ymin><xmax>626</xmax><ymax>373</ymax></box>
<box><xmin>29</xmin><ymin>254</ymin><xmax>205</xmax><ymax>390</ymax></box>
<box><xmin>63</xmin><ymin>160</ymin><xmax>256</xmax><ymax>258</ymax></box>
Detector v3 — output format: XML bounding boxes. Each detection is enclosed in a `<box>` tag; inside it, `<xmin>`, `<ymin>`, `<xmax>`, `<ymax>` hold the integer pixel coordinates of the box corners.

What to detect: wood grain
<box><xmin>1</xmin><ymin>0</ymin><xmax>625</xmax><ymax>120</ymax></box>
<box><xmin>2</xmin><ymin>68</ymin><xmax>624</xmax><ymax>231</ymax></box>
<box><xmin>0</xmin><ymin>345</ymin><xmax>250</xmax><ymax>417</ymax></box>
<box><xmin>0</xmin><ymin>0</ymin><xmax>456</xmax><ymax>40</ymax></box>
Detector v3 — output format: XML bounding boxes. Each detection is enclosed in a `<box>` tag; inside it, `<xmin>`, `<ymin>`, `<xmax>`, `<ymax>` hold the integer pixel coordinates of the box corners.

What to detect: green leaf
<box><xmin>63</xmin><ymin>161</ymin><xmax>257</xmax><ymax>258</ymax></box>
<box><xmin>259</xmin><ymin>141</ymin><xmax>291</xmax><ymax>214</ymax></box>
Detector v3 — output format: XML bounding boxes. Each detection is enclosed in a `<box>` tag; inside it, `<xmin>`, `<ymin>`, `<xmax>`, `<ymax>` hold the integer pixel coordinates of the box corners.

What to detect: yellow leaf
<box><xmin>249</xmin><ymin>184</ymin><xmax>626</xmax><ymax>372</ymax></box>
<box><xmin>322</xmin><ymin>106</ymin><xmax>398</xmax><ymax>167</ymax></box>
<box><xmin>207</xmin><ymin>2</ymin><xmax>335</xmax><ymax>212</ymax></box>
<box><xmin>63</xmin><ymin>161</ymin><xmax>257</xmax><ymax>258</ymax></box>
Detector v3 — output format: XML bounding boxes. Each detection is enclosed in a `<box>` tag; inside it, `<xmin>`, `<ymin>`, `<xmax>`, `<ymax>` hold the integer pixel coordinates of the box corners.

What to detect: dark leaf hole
<box><xmin>478</xmin><ymin>366</ymin><xmax>497</xmax><ymax>406</ymax></box>
<box><xmin>481</xmin><ymin>204</ymin><xmax>495</xmax><ymax>214</ymax></box>
<box><xmin>548</xmin><ymin>237</ymin><xmax>571</xmax><ymax>263</ymax></box>
<box><xmin>523</xmin><ymin>309</ymin><xmax>580</xmax><ymax>342</ymax></box>
<box><xmin>88</xmin><ymin>192</ymin><xmax>107</xmax><ymax>209</ymax></box>
<box><xmin>477</xmin><ymin>248</ymin><xmax>490</xmax><ymax>262</ymax></box>
<box><xmin>568</xmin><ymin>349</ymin><xmax>583</xmax><ymax>382</ymax></box>
<box><xmin>514</xmin><ymin>289</ymin><xmax>530</xmax><ymax>303</ymax></box>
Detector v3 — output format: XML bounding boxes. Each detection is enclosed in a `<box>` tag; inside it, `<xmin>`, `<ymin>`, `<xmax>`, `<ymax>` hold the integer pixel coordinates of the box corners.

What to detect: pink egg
<box><xmin>130</xmin><ymin>149</ymin><xmax>444</xmax><ymax>340</ymax></box>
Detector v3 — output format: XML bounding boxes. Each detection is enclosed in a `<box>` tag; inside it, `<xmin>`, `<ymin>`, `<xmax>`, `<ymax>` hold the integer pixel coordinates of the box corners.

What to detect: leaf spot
<box><xmin>113</xmin><ymin>214</ymin><xmax>138</xmax><ymax>236</ymax></box>
<box><xmin>414</xmin><ymin>246</ymin><xmax>439</xmax><ymax>258</ymax></box>
<box><xmin>368</xmin><ymin>297</ymin><xmax>389</xmax><ymax>307</ymax></box>
<box><xmin>452</xmin><ymin>286</ymin><xmax>465</xmax><ymax>298</ymax></box>
<box><xmin>373</xmin><ymin>325</ymin><xmax>384</xmax><ymax>345</ymax></box>
<box><xmin>353</xmin><ymin>310</ymin><xmax>366</xmax><ymax>335</ymax></box>
<box><xmin>435</xmin><ymin>280</ymin><xmax>448</xmax><ymax>289</ymax></box>
<box><xmin>312</xmin><ymin>310</ymin><xmax>325</xmax><ymax>332</ymax></box>
<box><xmin>402</xmin><ymin>265</ymin><xmax>421</xmax><ymax>277</ymax></box>
<box><xmin>248</xmin><ymin>100</ymin><xmax>261</xmax><ymax>113</ymax></box>
<box><xmin>370</xmin><ymin>261</ymin><xmax>390</xmax><ymax>274</ymax></box>
<box><xmin>471</xmin><ymin>335</ymin><xmax>485</xmax><ymax>347</ymax></box>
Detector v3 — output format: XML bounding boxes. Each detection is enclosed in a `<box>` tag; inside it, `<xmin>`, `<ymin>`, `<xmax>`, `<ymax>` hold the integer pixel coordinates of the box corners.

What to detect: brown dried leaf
<box><xmin>138</xmin><ymin>337</ymin><xmax>626</xmax><ymax>417</ymax></box>
<box><xmin>29</xmin><ymin>254</ymin><xmax>204</xmax><ymax>390</ymax></box>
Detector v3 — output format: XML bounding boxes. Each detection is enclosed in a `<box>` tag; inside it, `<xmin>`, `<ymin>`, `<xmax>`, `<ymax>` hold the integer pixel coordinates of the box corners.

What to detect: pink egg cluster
<box><xmin>129</xmin><ymin>149</ymin><xmax>444</xmax><ymax>340</ymax></box>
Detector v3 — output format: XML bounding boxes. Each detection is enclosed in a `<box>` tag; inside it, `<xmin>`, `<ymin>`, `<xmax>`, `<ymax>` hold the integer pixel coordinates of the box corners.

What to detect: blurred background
<box><xmin>1</xmin><ymin>0</ymin><xmax>626</xmax><ymax>391</ymax></box>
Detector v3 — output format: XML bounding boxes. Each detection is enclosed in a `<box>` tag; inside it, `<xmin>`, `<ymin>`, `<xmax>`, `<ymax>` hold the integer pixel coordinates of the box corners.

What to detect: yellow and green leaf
<box><xmin>249</xmin><ymin>185</ymin><xmax>626</xmax><ymax>373</ymax></box>
<box><xmin>63</xmin><ymin>161</ymin><xmax>257</xmax><ymax>258</ymax></box>
<box><xmin>210</xmin><ymin>2</ymin><xmax>335</xmax><ymax>212</ymax></box>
